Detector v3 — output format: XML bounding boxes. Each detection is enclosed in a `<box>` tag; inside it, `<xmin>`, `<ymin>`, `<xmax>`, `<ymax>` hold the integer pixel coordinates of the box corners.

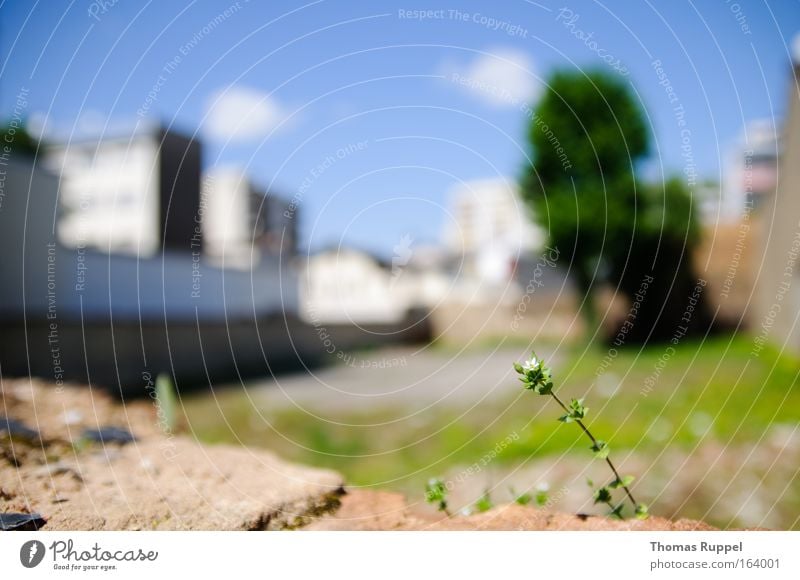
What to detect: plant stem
<box><xmin>550</xmin><ymin>392</ymin><xmax>638</xmax><ymax>510</ymax></box>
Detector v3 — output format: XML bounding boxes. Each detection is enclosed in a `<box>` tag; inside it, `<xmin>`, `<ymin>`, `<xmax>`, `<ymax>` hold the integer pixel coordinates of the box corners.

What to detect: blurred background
<box><xmin>2</xmin><ymin>0</ymin><xmax>800</xmax><ymax>529</ymax></box>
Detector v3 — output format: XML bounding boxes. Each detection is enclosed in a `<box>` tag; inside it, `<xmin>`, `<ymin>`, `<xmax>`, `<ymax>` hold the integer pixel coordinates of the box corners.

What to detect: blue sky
<box><xmin>2</xmin><ymin>0</ymin><xmax>799</xmax><ymax>254</ymax></box>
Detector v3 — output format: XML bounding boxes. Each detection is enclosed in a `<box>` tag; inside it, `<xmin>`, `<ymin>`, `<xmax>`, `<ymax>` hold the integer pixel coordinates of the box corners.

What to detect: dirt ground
<box><xmin>1</xmin><ymin>378</ymin><xmax>717</xmax><ymax>531</ymax></box>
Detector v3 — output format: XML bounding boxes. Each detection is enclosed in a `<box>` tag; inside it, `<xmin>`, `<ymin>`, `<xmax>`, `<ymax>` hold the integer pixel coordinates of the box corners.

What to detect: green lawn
<box><xmin>182</xmin><ymin>333</ymin><xmax>800</xmax><ymax>491</ymax></box>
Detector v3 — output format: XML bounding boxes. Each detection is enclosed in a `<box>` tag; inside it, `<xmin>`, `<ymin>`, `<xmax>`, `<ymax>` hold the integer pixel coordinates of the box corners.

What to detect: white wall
<box><xmin>67</xmin><ymin>250</ymin><xmax>297</xmax><ymax>320</ymax></box>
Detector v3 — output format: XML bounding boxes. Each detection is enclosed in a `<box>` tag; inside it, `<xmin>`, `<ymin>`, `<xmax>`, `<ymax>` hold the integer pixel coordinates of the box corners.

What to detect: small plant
<box><xmin>424</xmin><ymin>478</ymin><xmax>451</xmax><ymax>516</ymax></box>
<box><xmin>511</xmin><ymin>483</ymin><xmax>549</xmax><ymax>507</ymax></box>
<box><xmin>514</xmin><ymin>354</ymin><xmax>648</xmax><ymax>520</ymax></box>
<box><xmin>510</xmin><ymin>487</ymin><xmax>533</xmax><ymax>506</ymax></box>
<box><xmin>535</xmin><ymin>483</ymin><xmax>550</xmax><ymax>507</ymax></box>
<box><xmin>474</xmin><ymin>489</ymin><xmax>494</xmax><ymax>513</ymax></box>
<box><xmin>155</xmin><ymin>373</ymin><xmax>178</xmax><ymax>433</ymax></box>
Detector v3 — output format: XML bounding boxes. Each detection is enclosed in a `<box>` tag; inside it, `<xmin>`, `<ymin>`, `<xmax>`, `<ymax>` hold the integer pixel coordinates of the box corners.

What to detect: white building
<box><xmin>44</xmin><ymin>124</ymin><xmax>202</xmax><ymax>257</ymax></box>
<box><xmin>720</xmin><ymin>119</ymin><xmax>780</xmax><ymax>220</ymax></box>
<box><xmin>442</xmin><ymin>178</ymin><xmax>543</xmax><ymax>284</ymax></box>
<box><xmin>753</xmin><ymin>64</ymin><xmax>800</xmax><ymax>353</ymax></box>
<box><xmin>300</xmin><ymin>246</ymin><xmax>448</xmax><ymax>325</ymax></box>
<box><xmin>201</xmin><ymin>166</ymin><xmax>298</xmax><ymax>269</ymax></box>
<box><xmin>202</xmin><ymin>167</ymin><xmax>258</xmax><ymax>269</ymax></box>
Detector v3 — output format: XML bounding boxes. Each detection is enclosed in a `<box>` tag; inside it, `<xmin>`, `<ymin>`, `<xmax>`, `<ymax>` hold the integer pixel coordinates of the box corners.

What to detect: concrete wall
<box><xmin>0</xmin><ymin>157</ymin><xmax>306</xmax><ymax>393</ymax></box>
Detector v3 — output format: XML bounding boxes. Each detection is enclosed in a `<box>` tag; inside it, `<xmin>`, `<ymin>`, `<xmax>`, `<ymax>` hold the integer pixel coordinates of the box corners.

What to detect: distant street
<box><xmin>241</xmin><ymin>343</ymin><xmax>560</xmax><ymax>413</ymax></box>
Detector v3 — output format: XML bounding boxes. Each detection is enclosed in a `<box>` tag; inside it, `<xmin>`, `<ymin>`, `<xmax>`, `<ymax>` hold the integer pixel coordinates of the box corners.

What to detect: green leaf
<box><xmin>474</xmin><ymin>490</ymin><xmax>493</xmax><ymax>513</ymax></box>
<box><xmin>558</xmin><ymin>413</ymin><xmax>573</xmax><ymax>423</ymax></box>
<box><xmin>517</xmin><ymin>356</ymin><xmax>554</xmax><ymax>394</ymax></box>
<box><xmin>635</xmin><ymin>503</ymin><xmax>649</xmax><ymax>520</ymax></box>
<box><xmin>591</xmin><ymin>440</ymin><xmax>610</xmax><ymax>459</ymax></box>
<box><xmin>609</xmin><ymin>503</ymin><xmax>625</xmax><ymax>519</ymax></box>
<box><xmin>155</xmin><ymin>373</ymin><xmax>178</xmax><ymax>433</ymax></box>
<box><xmin>425</xmin><ymin>478</ymin><xmax>448</xmax><ymax>509</ymax></box>
<box><xmin>516</xmin><ymin>492</ymin><xmax>533</xmax><ymax>506</ymax></box>
<box><xmin>609</xmin><ymin>475</ymin><xmax>635</xmax><ymax>489</ymax></box>
<box><xmin>568</xmin><ymin>398</ymin><xmax>587</xmax><ymax>420</ymax></box>
<box><xmin>593</xmin><ymin>486</ymin><xmax>612</xmax><ymax>504</ymax></box>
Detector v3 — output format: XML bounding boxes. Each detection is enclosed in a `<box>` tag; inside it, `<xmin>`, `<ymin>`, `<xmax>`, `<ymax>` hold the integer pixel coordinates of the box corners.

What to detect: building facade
<box><xmin>753</xmin><ymin>66</ymin><xmax>800</xmax><ymax>353</ymax></box>
<box><xmin>201</xmin><ymin>166</ymin><xmax>297</xmax><ymax>269</ymax></box>
<box><xmin>442</xmin><ymin>177</ymin><xmax>543</xmax><ymax>284</ymax></box>
<box><xmin>45</xmin><ymin>124</ymin><xmax>201</xmax><ymax>256</ymax></box>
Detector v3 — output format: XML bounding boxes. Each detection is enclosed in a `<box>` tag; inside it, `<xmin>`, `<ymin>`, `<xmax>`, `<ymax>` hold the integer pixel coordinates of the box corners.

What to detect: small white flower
<box><xmin>522</xmin><ymin>357</ymin><xmax>539</xmax><ymax>372</ymax></box>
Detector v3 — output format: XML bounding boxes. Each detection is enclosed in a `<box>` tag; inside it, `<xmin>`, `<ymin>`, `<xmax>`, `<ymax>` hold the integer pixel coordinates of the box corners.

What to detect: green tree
<box><xmin>521</xmin><ymin>69</ymin><xmax>708</xmax><ymax>341</ymax></box>
<box><xmin>615</xmin><ymin>176</ymin><xmax>710</xmax><ymax>342</ymax></box>
<box><xmin>0</xmin><ymin>121</ymin><xmax>39</xmax><ymax>158</ymax></box>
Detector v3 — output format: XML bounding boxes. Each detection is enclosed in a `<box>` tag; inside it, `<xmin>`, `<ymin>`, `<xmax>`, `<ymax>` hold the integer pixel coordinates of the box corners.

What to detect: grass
<box><xmin>181</xmin><ymin>332</ymin><xmax>800</xmax><ymax>524</ymax></box>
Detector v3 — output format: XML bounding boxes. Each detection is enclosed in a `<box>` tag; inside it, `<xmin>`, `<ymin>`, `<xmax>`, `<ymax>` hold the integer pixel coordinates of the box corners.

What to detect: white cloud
<box><xmin>204</xmin><ymin>85</ymin><xmax>287</xmax><ymax>142</ymax></box>
<box><xmin>443</xmin><ymin>48</ymin><xmax>539</xmax><ymax>108</ymax></box>
<box><xmin>26</xmin><ymin>111</ymin><xmax>49</xmax><ymax>140</ymax></box>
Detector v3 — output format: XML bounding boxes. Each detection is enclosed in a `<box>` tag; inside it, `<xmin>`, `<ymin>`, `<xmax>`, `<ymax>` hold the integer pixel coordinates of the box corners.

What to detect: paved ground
<box><xmin>238</xmin><ymin>344</ymin><xmax>559</xmax><ymax>413</ymax></box>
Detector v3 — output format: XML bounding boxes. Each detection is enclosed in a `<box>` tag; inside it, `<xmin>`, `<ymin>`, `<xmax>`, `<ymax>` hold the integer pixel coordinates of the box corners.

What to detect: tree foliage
<box><xmin>0</xmin><ymin>122</ymin><xmax>39</xmax><ymax>158</ymax></box>
<box><xmin>521</xmin><ymin>69</ymin><xmax>709</xmax><ymax>341</ymax></box>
